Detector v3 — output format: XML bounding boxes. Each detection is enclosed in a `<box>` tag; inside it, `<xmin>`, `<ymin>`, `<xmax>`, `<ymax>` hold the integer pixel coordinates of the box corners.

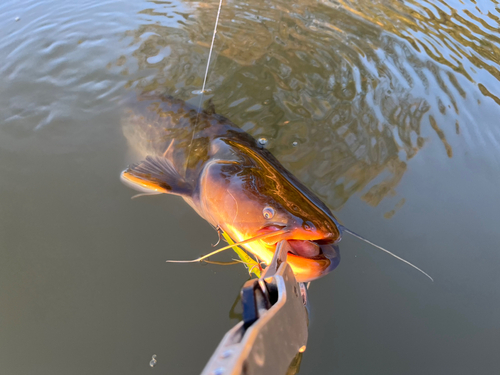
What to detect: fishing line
<box><xmin>200</xmin><ymin>0</ymin><xmax>223</xmax><ymax>97</ymax></box>
<box><xmin>340</xmin><ymin>226</ymin><xmax>434</xmax><ymax>282</ymax></box>
<box><xmin>186</xmin><ymin>0</ymin><xmax>224</xmax><ymax>173</ymax></box>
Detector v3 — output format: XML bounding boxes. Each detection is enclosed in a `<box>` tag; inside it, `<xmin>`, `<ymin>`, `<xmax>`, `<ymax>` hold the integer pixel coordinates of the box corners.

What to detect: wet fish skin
<box><xmin>121</xmin><ymin>93</ymin><xmax>341</xmax><ymax>282</ymax></box>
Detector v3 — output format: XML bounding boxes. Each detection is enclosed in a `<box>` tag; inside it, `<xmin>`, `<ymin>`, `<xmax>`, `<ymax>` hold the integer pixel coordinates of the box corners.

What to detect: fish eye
<box><xmin>303</xmin><ymin>221</ymin><xmax>316</xmax><ymax>231</ymax></box>
<box><xmin>263</xmin><ymin>207</ymin><xmax>275</xmax><ymax>220</ymax></box>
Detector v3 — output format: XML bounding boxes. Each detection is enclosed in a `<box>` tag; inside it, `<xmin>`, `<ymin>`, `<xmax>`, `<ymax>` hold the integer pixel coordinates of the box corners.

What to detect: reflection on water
<box><xmin>149</xmin><ymin>354</ymin><xmax>157</xmax><ymax>367</ymax></box>
<box><xmin>110</xmin><ymin>0</ymin><xmax>500</xmax><ymax>212</ymax></box>
<box><xmin>2</xmin><ymin>0</ymin><xmax>500</xmax><ymax>374</ymax></box>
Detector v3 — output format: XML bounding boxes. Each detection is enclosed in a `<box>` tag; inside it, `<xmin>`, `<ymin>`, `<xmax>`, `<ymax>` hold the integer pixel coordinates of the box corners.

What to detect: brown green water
<box><xmin>1</xmin><ymin>0</ymin><xmax>500</xmax><ymax>373</ymax></box>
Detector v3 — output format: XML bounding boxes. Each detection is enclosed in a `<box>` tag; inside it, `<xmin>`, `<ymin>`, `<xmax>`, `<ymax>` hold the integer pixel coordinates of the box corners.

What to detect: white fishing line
<box><xmin>201</xmin><ymin>0</ymin><xmax>223</xmax><ymax>95</ymax></box>
<box><xmin>187</xmin><ymin>0</ymin><xmax>224</xmax><ymax>171</ymax></box>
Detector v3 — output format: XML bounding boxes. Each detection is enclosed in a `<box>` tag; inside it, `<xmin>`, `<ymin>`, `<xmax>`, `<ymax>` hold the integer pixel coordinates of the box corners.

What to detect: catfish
<box><xmin>121</xmin><ymin>94</ymin><xmax>432</xmax><ymax>282</ymax></box>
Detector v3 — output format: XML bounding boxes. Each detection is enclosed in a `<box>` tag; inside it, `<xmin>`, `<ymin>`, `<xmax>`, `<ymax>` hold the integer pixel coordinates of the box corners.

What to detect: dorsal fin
<box><xmin>121</xmin><ymin>155</ymin><xmax>193</xmax><ymax>197</ymax></box>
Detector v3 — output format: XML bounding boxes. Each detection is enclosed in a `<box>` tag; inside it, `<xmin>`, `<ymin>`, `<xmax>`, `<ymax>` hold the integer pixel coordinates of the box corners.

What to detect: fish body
<box><xmin>121</xmin><ymin>94</ymin><xmax>341</xmax><ymax>282</ymax></box>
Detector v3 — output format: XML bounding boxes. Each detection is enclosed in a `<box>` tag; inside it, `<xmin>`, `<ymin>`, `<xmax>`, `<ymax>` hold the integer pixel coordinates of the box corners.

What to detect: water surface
<box><xmin>1</xmin><ymin>0</ymin><xmax>500</xmax><ymax>374</ymax></box>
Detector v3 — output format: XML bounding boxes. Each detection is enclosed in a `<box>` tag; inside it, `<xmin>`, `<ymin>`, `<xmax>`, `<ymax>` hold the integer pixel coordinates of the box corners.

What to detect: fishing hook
<box><xmin>212</xmin><ymin>225</ymin><xmax>223</xmax><ymax>247</ymax></box>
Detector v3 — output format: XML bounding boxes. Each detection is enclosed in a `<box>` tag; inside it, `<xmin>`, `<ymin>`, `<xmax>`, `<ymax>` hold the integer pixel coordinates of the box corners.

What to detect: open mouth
<box><xmin>258</xmin><ymin>225</ymin><xmax>338</xmax><ymax>261</ymax></box>
<box><xmin>287</xmin><ymin>239</ymin><xmax>339</xmax><ymax>261</ymax></box>
<box><xmin>287</xmin><ymin>240</ymin><xmax>321</xmax><ymax>257</ymax></box>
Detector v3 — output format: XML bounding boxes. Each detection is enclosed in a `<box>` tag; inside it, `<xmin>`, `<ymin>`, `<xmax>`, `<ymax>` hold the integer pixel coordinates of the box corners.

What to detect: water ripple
<box><xmin>0</xmin><ymin>0</ymin><xmax>146</xmax><ymax>139</ymax></box>
<box><xmin>2</xmin><ymin>0</ymin><xmax>500</xmax><ymax>207</ymax></box>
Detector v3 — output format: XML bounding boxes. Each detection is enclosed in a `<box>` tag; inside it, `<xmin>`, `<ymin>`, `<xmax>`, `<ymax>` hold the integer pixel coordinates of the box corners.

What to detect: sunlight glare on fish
<box><xmin>166</xmin><ymin>228</ymin><xmax>290</xmax><ymax>264</ymax></box>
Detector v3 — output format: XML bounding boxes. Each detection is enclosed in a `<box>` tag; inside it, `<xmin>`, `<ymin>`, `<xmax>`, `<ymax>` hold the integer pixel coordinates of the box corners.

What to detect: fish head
<box><xmin>200</xmin><ymin>156</ymin><xmax>342</xmax><ymax>282</ymax></box>
<box><xmin>242</xmin><ymin>185</ymin><xmax>342</xmax><ymax>282</ymax></box>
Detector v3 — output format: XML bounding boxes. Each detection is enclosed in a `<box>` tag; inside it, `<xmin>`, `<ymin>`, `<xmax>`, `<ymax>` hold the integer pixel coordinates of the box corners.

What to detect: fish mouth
<box><xmin>288</xmin><ymin>240</ymin><xmax>325</xmax><ymax>258</ymax></box>
<box><xmin>248</xmin><ymin>225</ymin><xmax>341</xmax><ymax>282</ymax></box>
<box><xmin>258</xmin><ymin>225</ymin><xmax>337</xmax><ymax>261</ymax></box>
<box><xmin>281</xmin><ymin>240</ymin><xmax>340</xmax><ymax>264</ymax></box>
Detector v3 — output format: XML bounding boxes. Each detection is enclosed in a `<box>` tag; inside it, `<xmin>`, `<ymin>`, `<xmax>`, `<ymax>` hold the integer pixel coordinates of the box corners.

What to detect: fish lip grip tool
<box><xmin>201</xmin><ymin>240</ymin><xmax>309</xmax><ymax>375</ymax></box>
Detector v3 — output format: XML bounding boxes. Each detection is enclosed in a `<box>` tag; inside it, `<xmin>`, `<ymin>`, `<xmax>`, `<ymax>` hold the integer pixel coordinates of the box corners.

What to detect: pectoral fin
<box><xmin>121</xmin><ymin>155</ymin><xmax>192</xmax><ymax>197</ymax></box>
